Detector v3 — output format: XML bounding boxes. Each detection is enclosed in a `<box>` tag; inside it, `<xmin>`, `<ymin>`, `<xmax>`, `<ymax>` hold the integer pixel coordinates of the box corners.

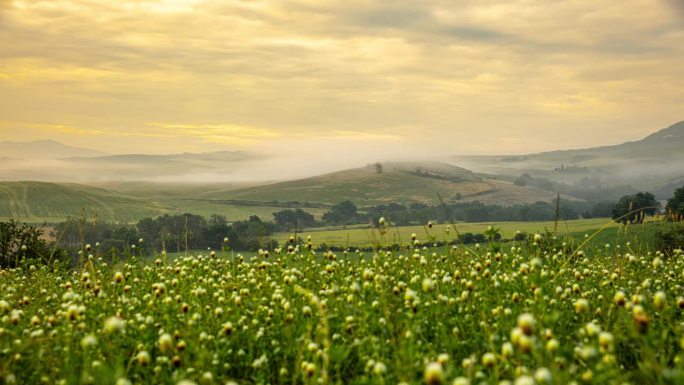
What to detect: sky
<box><xmin>0</xmin><ymin>0</ymin><xmax>683</xmax><ymax>159</ymax></box>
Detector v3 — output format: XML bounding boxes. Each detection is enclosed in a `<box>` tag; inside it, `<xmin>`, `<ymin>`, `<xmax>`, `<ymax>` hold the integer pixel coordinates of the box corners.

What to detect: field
<box><xmin>204</xmin><ymin>163</ymin><xmax>561</xmax><ymax>206</ymax></box>
<box><xmin>0</xmin><ymin>181</ymin><xmax>324</xmax><ymax>224</ymax></box>
<box><xmin>0</xmin><ymin>182</ymin><xmax>170</xmax><ymax>223</ymax></box>
<box><xmin>1</xmin><ymin>227</ymin><xmax>683</xmax><ymax>385</ymax></box>
<box><xmin>273</xmin><ymin>218</ymin><xmax>615</xmax><ymax>248</ymax></box>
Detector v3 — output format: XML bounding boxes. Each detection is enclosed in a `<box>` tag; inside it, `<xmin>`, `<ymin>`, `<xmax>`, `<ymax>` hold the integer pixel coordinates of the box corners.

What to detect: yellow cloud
<box><xmin>328</xmin><ymin>130</ymin><xmax>404</xmax><ymax>141</ymax></box>
<box><xmin>145</xmin><ymin>123</ymin><xmax>279</xmax><ymax>145</ymax></box>
<box><xmin>0</xmin><ymin>0</ymin><xmax>682</xmax><ymax>155</ymax></box>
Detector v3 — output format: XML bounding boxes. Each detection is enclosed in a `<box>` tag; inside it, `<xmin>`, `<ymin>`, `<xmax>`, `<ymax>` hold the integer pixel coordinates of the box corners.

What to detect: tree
<box><xmin>665</xmin><ymin>185</ymin><xmax>684</xmax><ymax>220</ymax></box>
<box><xmin>322</xmin><ymin>201</ymin><xmax>358</xmax><ymax>224</ymax></box>
<box><xmin>0</xmin><ymin>220</ymin><xmax>66</xmax><ymax>268</ymax></box>
<box><xmin>374</xmin><ymin>162</ymin><xmax>384</xmax><ymax>174</ymax></box>
<box><xmin>273</xmin><ymin>209</ymin><xmax>316</xmax><ymax>230</ymax></box>
<box><xmin>612</xmin><ymin>192</ymin><xmax>659</xmax><ymax>224</ymax></box>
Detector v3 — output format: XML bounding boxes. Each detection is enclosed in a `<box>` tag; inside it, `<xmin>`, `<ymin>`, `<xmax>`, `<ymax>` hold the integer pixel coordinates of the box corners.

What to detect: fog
<box><xmin>0</xmin><ymin>138</ymin><xmax>447</xmax><ymax>183</ymax></box>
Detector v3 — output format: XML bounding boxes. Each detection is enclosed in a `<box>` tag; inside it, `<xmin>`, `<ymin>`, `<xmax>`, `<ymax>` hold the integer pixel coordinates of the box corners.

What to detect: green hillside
<box><xmin>0</xmin><ymin>182</ymin><xmax>170</xmax><ymax>223</ymax></box>
<box><xmin>450</xmin><ymin>120</ymin><xmax>684</xmax><ymax>190</ymax></box>
<box><xmin>200</xmin><ymin>162</ymin><xmax>562</xmax><ymax>206</ymax></box>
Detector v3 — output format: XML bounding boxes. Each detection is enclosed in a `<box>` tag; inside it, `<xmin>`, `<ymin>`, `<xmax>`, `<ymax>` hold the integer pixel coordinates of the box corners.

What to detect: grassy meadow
<box><xmin>1</xmin><ymin>225</ymin><xmax>683</xmax><ymax>385</ymax></box>
<box><xmin>273</xmin><ymin>218</ymin><xmax>614</xmax><ymax>249</ymax></box>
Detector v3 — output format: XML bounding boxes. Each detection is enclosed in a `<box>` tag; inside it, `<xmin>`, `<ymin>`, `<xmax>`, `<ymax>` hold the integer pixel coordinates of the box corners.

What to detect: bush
<box><xmin>655</xmin><ymin>223</ymin><xmax>684</xmax><ymax>256</ymax></box>
<box><xmin>0</xmin><ymin>220</ymin><xmax>67</xmax><ymax>268</ymax></box>
<box><xmin>665</xmin><ymin>185</ymin><xmax>684</xmax><ymax>220</ymax></box>
<box><xmin>612</xmin><ymin>192</ymin><xmax>659</xmax><ymax>224</ymax></box>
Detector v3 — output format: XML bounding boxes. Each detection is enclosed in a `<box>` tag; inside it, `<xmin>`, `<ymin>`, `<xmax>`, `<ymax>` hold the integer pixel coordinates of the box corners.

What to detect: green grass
<box><xmin>2</xmin><ymin>226</ymin><xmax>683</xmax><ymax>384</ymax></box>
<box><xmin>565</xmin><ymin>220</ymin><xmax>673</xmax><ymax>255</ymax></box>
<box><xmin>161</xmin><ymin>198</ymin><xmax>328</xmax><ymax>221</ymax></box>
<box><xmin>202</xmin><ymin>162</ymin><xmax>559</xmax><ymax>206</ymax></box>
<box><xmin>0</xmin><ymin>181</ymin><xmax>327</xmax><ymax>224</ymax></box>
<box><xmin>0</xmin><ymin>181</ymin><xmax>170</xmax><ymax>223</ymax></box>
<box><xmin>276</xmin><ymin>218</ymin><xmax>615</xmax><ymax>248</ymax></box>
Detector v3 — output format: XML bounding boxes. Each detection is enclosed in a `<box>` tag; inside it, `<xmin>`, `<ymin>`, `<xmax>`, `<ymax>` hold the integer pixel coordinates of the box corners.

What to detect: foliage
<box><xmin>0</xmin><ymin>220</ymin><xmax>66</xmax><ymax>268</ymax></box>
<box><xmin>54</xmin><ymin>214</ymin><xmax>278</xmax><ymax>254</ymax></box>
<box><xmin>1</xmin><ymin>229</ymin><xmax>683</xmax><ymax>384</ymax></box>
<box><xmin>322</xmin><ymin>201</ymin><xmax>359</xmax><ymax>224</ymax></box>
<box><xmin>665</xmin><ymin>185</ymin><xmax>684</xmax><ymax>220</ymax></box>
<box><xmin>655</xmin><ymin>222</ymin><xmax>684</xmax><ymax>255</ymax></box>
<box><xmin>273</xmin><ymin>208</ymin><xmax>317</xmax><ymax>231</ymax></box>
<box><xmin>612</xmin><ymin>192</ymin><xmax>659</xmax><ymax>224</ymax></box>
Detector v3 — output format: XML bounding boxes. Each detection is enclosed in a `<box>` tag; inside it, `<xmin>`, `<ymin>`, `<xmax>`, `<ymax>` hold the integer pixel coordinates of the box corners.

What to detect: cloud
<box><xmin>0</xmin><ymin>0</ymin><xmax>682</xmax><ymax>157</ymax></box>
<box><xmin>146</xmin><ymin>122</ymin><xmax>279</xmax><ymax>145</ymax></box>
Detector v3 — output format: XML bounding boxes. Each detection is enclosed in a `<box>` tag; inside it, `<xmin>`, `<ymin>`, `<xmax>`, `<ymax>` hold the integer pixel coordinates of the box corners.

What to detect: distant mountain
<box><xmin>450</xmin><ymin>120</ymin><xmax>684</xmax><ymax>192</ymax></box>
<box><xmin>0</xmin><ymin>145</ymin><xmax>266</xmax><ymax>182</ymax></box>
<box><xmin>529</xmin><ymin>120</ymin><xmax>684</xmax><ymax>160</ymax></box>
<box><xmin>199</xmin><ymin>161</ymin><xmax>563</xmax><ymax>206</ymax></box>
<box><xmin>66</xmin><ymin>150</ymin><xmax>256</xmax><ymax>165</ymax></box>
<box><xmin>0</xmin><ymin>140</ymin><xmax>106</xmax><ymax>159</ymax></box>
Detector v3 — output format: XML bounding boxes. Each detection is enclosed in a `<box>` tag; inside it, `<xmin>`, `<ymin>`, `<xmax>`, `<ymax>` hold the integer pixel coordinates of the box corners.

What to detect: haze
<box><xmin>1</xmin><ymin>0</ymin><xmax>684</xmax><ymax>171</ymax></box>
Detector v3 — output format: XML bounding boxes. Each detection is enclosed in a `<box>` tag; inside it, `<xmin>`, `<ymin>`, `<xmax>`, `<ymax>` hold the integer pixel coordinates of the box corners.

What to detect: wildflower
<box><xmin>159</xmin><ymin>333</ymin><xmax>173</xmax><ymax>353</ymax></box>
<box><xmin>80</xmin><ymin>334</ymin><xmax>97</xmax><ymax>349</ymax></box>
<box><xmin>103</xmin><ymin>317</ymin><xmax>125</xmax><ymax>334</ymax></box>
<box><xmin>424</xmin><ymin>362</ymin><xmax>444</xmax><ymax>385</ymax></box>
<box><xmin>136</xmin><ymin>350</ymin><xmax>150</xmax><ymax>366</ymax></box>
<box><xmin>574</xmin><ymin>299</ymin><xmax>589</xmax><ymax>314</ymax></box>
<box><xmin>653</xmin><ymin>291</ymin><xmax>667</xmax><ymax>310</ymax></box>
<box><xmin>422</xmin><ymin>278</ymin><xmax>435</xmax><ymax>292</ymax></box>
<box><xmin>514</xmin><ymin>375</ymin><xmax>534</xmax><ymax>385</ymax></box>
<box><xmin>598</xmin><ymin>332</ymin><xmax>614</xmax><ymax>352</ymax></box>
<box><xmin>534</xmin><ymin>368</ymin><xmax>552</xmax><ymax>384</ymax></box>
<box><xmin>517</xmin><ymin>313</ymin><xmax>536</xmax><ymax>336</ymax></box>
<box><xmin>546</xmin><ymin>338</ymin><xmax>559</xmax><ymax>353</ymax></box>
<box><xmin>482</xmin><ymin>352</ymin><xmax>496</xmax><ymax>367</ymax></box>
<box><xmin>373</xmin><ymin>362</ymin><xmax>387</xmax><ymax>375</ymax></box>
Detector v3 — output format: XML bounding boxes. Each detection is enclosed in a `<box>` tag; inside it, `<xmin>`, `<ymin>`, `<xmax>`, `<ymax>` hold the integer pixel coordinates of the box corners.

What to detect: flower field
<box><xmin>1</xmin><ymin>235</ymin><xmax>683</xmax><ymax>385</ymax></box>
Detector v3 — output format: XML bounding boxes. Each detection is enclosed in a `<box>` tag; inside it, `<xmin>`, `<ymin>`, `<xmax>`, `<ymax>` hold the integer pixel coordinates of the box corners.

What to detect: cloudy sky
<box><xmin>1</xmin><ymin>0</ymin><xmax>683</xmax><ymax>158</ymax></box>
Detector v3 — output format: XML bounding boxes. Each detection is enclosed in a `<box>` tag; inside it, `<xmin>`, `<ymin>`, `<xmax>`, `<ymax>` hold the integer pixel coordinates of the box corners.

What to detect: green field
<box><xmin>274</xmin><ymin>218</ymin><xmax>615</xmax><ymax>248</ymax></box>
<box><xmin>202</xmin><ymin>162</ymin><xmax>560</xmax><ymax>206</ymax></box>
<box><xmin>2</xmin><ymin>224</ymin><xmax>683</xmax><ymax>384</ymax></box>
<box><xmin>0</xmin><ymin>181</ymin><xmax>323</xmax><ymax>224</ymax></box>
<box><xmin>0</xmin><ymin>181</ymin><xmax>170</xmax><ymax>223</ymax></box>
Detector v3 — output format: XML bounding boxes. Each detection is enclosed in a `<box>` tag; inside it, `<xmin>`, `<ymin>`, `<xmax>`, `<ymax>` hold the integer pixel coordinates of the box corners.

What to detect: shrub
<box><xmin>655</xmin><ymin>223</ymin><xmax>684</xmax><ymax>256</ymax></box>
<box><xmin>0</xmin><ymin>220</ymin><xmax>67</xmax><ymax>268</ymax></box>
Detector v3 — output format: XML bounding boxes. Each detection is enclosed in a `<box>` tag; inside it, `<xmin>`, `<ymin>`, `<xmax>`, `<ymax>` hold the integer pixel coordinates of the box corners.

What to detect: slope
<box><xmin>200</xmin><ymin>162</ymin><xmax>562</xmax><ymax>207</ymax></box>
<box><xmin>0</xmin><ymin>182</ymin><xmax>171</xmax><ymax>223</ymax></box>
<box><xmin>450</xmin><ymin>120</ymin><xmax>684</xmax><ymax>190</ymax></box>
<box><xmin>0</xmin><ymin>140</ymin><xmax>106</xmax><ymax>159</ymax></box>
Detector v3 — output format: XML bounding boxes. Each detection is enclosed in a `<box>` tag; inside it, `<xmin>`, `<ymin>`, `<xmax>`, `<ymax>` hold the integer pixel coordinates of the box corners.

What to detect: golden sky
<box><xmin>0</xmin><ymin>0</ymin><xmax>683</xmax><ymax>156</ymax></box>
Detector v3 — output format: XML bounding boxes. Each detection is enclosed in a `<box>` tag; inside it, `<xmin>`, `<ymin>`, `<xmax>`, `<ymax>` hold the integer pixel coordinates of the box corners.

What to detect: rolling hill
<box><xmin>0</xmin><ymin>140</ymin><xmax>106</xmax><ymax>159</ymax></box>
<box><xmin>450</xmin><ymin>120</ymin><xmax>684</xmax><ymax>191</ymax></box>
<box><xmin>0</xmin><ymin>182</ymin><xmax>171</xmax><ymax>223</ymax></box>
<box><xmin>0</xmin><ymin>146</ymin><xmax>266</xmax><ymax>182</ymax></box>
<box><xmin>198</xmin><ymin>161</ymin><xmax>564</xmax><ymax>207</ymax></box>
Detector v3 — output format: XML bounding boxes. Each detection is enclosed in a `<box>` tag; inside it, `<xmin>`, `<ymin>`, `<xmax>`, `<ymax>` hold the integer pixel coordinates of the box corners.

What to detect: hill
<box><xmin>450</xmin><ymin>120</ymin><xmax>684</xmax><ymax>192</ymax></box>
<box><xmin>199</xmin><ymin>162</ymin><xmax>563</xmax><ymax>207</ymax></box>
<box><xmin>0</xmin><ymin>182</ymin><xmax>170</xmax><ymax>223</ymax></box>
<box><xmin>0</xmin><ymin>147</ymin><xmax>265</xmax><ymax>182</ymax></box>
<box><xmin>0</xmin><ymin>140</ymin><xmax>106</xmax><ymax>159</ymax></box>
